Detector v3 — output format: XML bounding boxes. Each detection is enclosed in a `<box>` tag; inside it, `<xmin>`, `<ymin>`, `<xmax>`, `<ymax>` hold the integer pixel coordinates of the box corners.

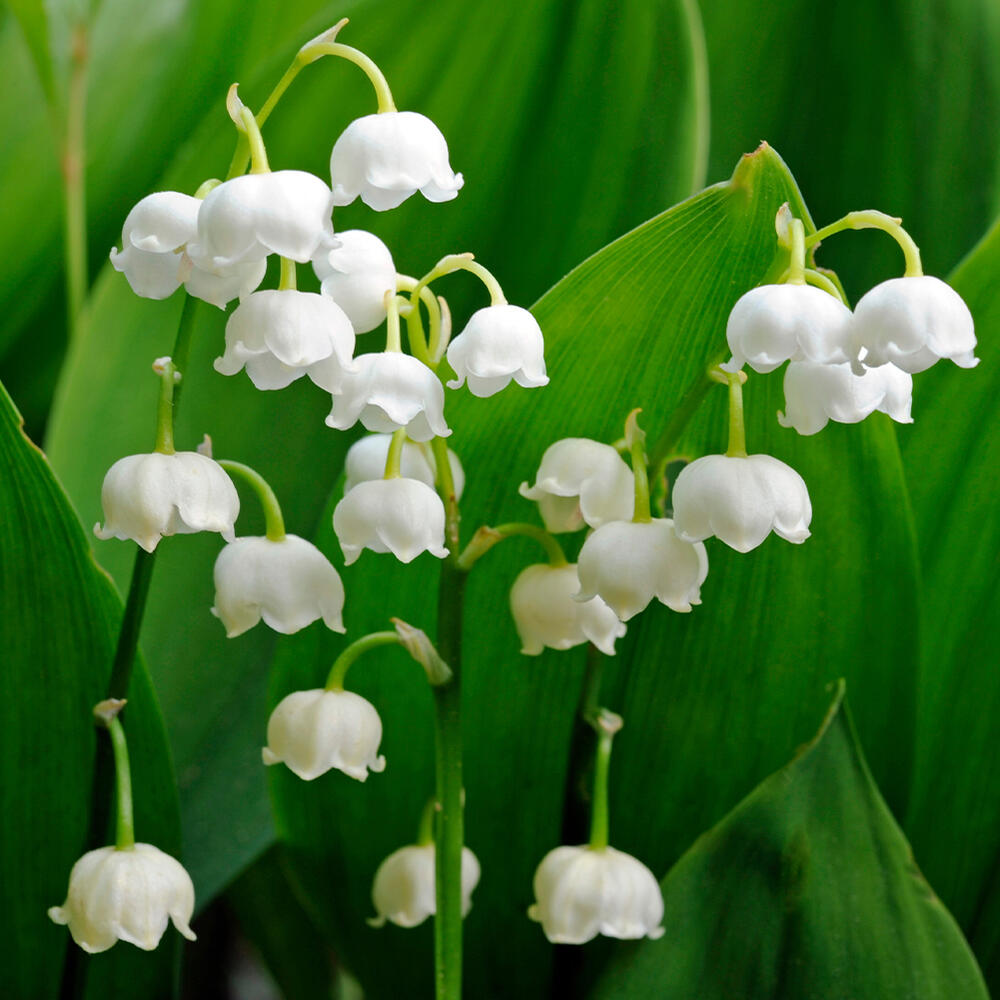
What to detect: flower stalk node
<box><xmin>93</xmin><ymin>698</ymin><xmax>127</xmax><ymax>726</ymax></box>
<box><xmin>392</xmin><ymin>617</ymin><xmax>453</xmax><ymax>686</ymax></box>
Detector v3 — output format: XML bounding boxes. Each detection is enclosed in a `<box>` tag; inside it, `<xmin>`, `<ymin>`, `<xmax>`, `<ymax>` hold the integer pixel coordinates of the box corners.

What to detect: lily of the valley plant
<box><xmin>51</xmin><ymin>16</ymin><xmax>978</xmax><ymax>1000</ymax></box>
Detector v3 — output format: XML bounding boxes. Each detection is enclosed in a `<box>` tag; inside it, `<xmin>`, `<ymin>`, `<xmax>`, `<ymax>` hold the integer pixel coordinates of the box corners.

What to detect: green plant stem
<box><xmin>385</xmin><ymin>293</ymin><xmax>403</xmax><ymax>353</ymax></box>
<box><xmin>302</xmin><ymin>42</ymin><xmax>397</xmax><ymax>113</ymax></box>
<box><xmin>414</xmin><ymin>254</ymin><xmax>507</xmax><ymax>306</ymax></box>
<box><xmin>417</xmin><ymin>797</ymin><xmax>437</xmax><ymax>847</ymax></box>
<box><xmin>803</xmin><ymin>267</ymin><xmax>848</xmax><ymax>303</ymax></box>
<box><xmin>787</xmin><ymin>218</ymin><xmax>806</xmax><ymax>284</ymax></box>
<box><xmin>399</xmin><ymin>280</ymin><xmax>433</xmax><ymax>366</ymax></box>
<box><xmin>588</xmin><ymin>720</ymin><xmax>615</xmax><ymax>851</ymax></box>
<box><xmin>216</xmin><ymin>461</ymin><xmax>286</xmax><ymax>540</ymax></box>
<box><xmin>456</xmin><ymin>522</ymin><xmax>566</xmax><ymax>571</ymax></box>
<box><xmin>279</xmin><ymin>257</ymin><xmax>297</xmax><ymax>290</ymax></box>
<box><xmin>153</xmin><ymin>359</ymin><xmax>178</xmax><ymax>455</ymax></box>
<box><xmin>239</xmin><ymin>106</ymin><xmax>270</xmax><ymax>174</ymax></box>
<box><xmin>725</xmin><ymin>373</ymin><xmax>748</xmax><ymax>458</ymax></box>
<box><xmin>805</xmin><ymin>209</ymin><xmax>923</xmax><ymax>277</ymax></box>
<box><xmin>627</xmin><ymin>412</ymin><xmax>652</xmax><ymax>523</ymax></box>
<box><xmin>62</xmin><ymin>23</ymin><xmax>89</xmax><ymax>344</ymax></box>
<box><xmin>106</xmin><ymin>717</ymin><xmax>135</xmax><ymax>850</ymax></box>
<box><xmin>383</xmin><ymin>428</ymin><xmax>406</xmax><ymax>479</ymax></box>
<box><xmin>433</xmin><ymin>559</ymin><xmax>466</xmax><ymax>1000</ymax></box>
<box><xmin>324</xmin><ymin>632</ymin><xmax>400</xmax><ymax>691</ymax></box>
<box><xmin>432</xmin><ymin>437</ymin><xmax>461</xmax><ymax>554</ymax></box>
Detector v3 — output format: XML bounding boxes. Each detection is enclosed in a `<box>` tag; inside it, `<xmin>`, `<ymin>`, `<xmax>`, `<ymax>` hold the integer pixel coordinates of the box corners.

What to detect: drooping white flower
<box><xmin>262</xmin><ymin>688</ymin><xmax>385</xmax><ymax>781</ymax></box>
<box><xmin>48</xmin><ymin>844</ymin><xmax>196</xmax><ymax>953</ymax></box>
<box><xmin>723</xmin><ymin>284</ymin><xmax>854</xmax><ymax>373</ymax></box>
<box><xmin>329</xmin><ymin>111</ymin><xmax>464</xmax><ymax>211</ymax></box>
<box><xmin>778</xmin><ymin>360</ymin><xmax>913</xmax><ymax>435</ymax></box>
<box><xmin>94</xmin><ymin>452</ymin><xmax>239</xmax><ymax>553</ymax></box>
<box><xmin>191</xmin><ymin>170</ymin><xmax>335</xmax><ymax>268</ymax></box>
<box><xmin>369</xmin><ymin>843</ymin><xmax>481</xmax><ymax>928</ymax></box>
<box><xmin>576</xmin><ymin>519</ymin><xmax>707</xmax><ymax>621</ymax></box>
<box><xmin>851</xmin><ymin>275</ymin><xmax>978</xmax><ymax>373</ymax></box>
<box><xmin>213</xmin><ymin>289</ymin><xmax>357</xmax><ymax>392</ymax></box>
<box><xmin>528</xmin><ymin>845</ymin><xmax>664</xmax><ymax>945</ymax></box>
<box><xmin>510</xmin><ymin>563</ymin><xmax>626</xmax><ymax>656</ymax></box>
<box><xmin>326</xmin><ymin>352</ymin><xmax>450</xmax><ymax>441</ymax></box>
<box><xmin>343</xmin><ymin>433</ymin><xmax>465</xmax><ymax>500</ymax></box>
<box><xmin>110</xmin><ymin>191</ymin><xmax>201</xmax><ymax>299</ymax></box>
<box><xmin>519</xmin><ymin>438</ymin><xmax>634</xmax><ymax>533</ymax></box>
<box><xmin>672</xmin><ymin>454</ymin><xmax>811</xmax><ymax>552</ymax></box>
<box><xmin>110</xmin><ymin>191</ymin><xmax>265</xmax><ymax>308</ymax></box>
<box><xmin>445</xmin><ymin>304</ymin><xmax>549</xmax><ymax>397</ymax></box>
<box><xmin>212</xmin><ymin>534</ymin><xmax>346</xmax><ymax>637</ymax></box>
<box><xmin>313</xmin><ymin>230</ymin><xmax>397</xmax><ymax>333</ymax></box>
<box><xmin>332</xmin><ymin>478</ymin><xmax>448</xmax><ymax>564</ymax></box>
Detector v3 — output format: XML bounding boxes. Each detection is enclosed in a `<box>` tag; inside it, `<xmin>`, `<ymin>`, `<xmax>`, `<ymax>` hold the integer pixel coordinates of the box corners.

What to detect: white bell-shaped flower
<box><xmin>723</xmin><ymin>284</ymin><xmax>854</xmax><ymax>373</ymax></box>
<box><xmin>110</xmin><ymin>190</ymin><xmax>266</xmax><ymax>308</ymax></box>
<box><xmin>519</xmin><ymin>438</ymin><xmax>634</xmax><ymax>533</ymax></box>
<box><xmin>343</xmin><ymin>433</ymin><xmax>465</xmax><ymax>499</ymax></box>
<box><xmin>213</xmin><ymin>290</ymin><xmax>357</xmax><ymax>392</ymax></box>
<box><xmin>110</xmin><ymin>191</ymin><xmax>200</xmax><ymax>299</ymax></box>
<box><xmin>212</xmin><ymin>534</ymin><xmax>346</xmax><ymax>637</ymax></box>
<box><xmin>510</xmin><ymin>563</ymin><xmax>626</xmax><ymax>656</ymax></box>
<box><xmin>313</xmin><ymin>230</ymin><xmax>397</xmax><ymax>333</ymax></box>
<box><xmin>191</xmin><ymin>170</ymin><xmax>335</xmax><ymax>268</ymax></box>
<box><xmin>94</xmin><ymin>451</ymin><xmax>239</xmax><ymax>553</ymax></box>
<box><xmin>332</xmin><ymin>477</ymin><xmax>448</xmax><ymax>564</ymax></box>
<box><xmin>445</xmin><ymin>304</ymin><xmax>549</xmax><ymax>397</ymax></box>
<box><xmin>326</xmin><ymin>352</ymin><xmax>450</xmax><ymax>441</ymax></box>
<box><xmin>851</xmin><ymin>275</ymin><xmax>978</xmax><ymax>373</ymax></box>
<box><xmin>672</xmin><ymin>454</ymin><xmax>811</xmax><ymax>552</ymax></box>
<box><xmin>262</xmin><ymin>688</ymin><xmax>385</xmax><ymax>781</ymax></box>
<box><xmin>576</xmin><ymin>519</ymin><xmax>708</xmax><ymax>621</ymax></box>
<box><xmin>528</xmin><ymin>845</ymin><xmax>664</xmax><ymax>945</ymax></box>
<box><xmin>778</xmin><ymin>360</ymin><xmax>913</xmax><ymax>436</ymax></box>
<box><xmin>330</xmin><ymin>111</ymin><xmax>464</xmax><ymax>211</ymax></box>
<box><xmin>48</xmin><ymin>844</ymin><xmax>196</xmax><ymax>953</ymax></box>
<box><xmin>369</xmin><ymin>843</ymin><xmax>481</xmax><ymax>928</ymax></box>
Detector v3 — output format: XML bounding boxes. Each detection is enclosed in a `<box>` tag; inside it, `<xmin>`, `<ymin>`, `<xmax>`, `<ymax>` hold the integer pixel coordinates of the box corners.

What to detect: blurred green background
<box><xmin>3</xmin><ymin>0</ymin><xmax>1000</xmax><ymax>997</ymax></box>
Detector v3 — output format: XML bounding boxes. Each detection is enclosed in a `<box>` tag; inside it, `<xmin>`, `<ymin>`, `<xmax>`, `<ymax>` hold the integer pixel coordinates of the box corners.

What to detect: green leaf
<box><xmin>589</xmin><ymin>683</ymin><xmax>988</xmax><ymax>1000</ymax></box>
<box><xmin>6</xmin><ymin>0</ymin><xmax>59</xmax><ymax>107</ymax></box>
<box><xmin>267</xmin><ymin>145</ymin><xmax>920</xmax><ymax>998</ymax></box>
<box><xmin>45</xmin><ymin>0</ymin><xmax>709</xmax><ymax>911</ymax></box>
<box><xmin>701</xmin><ymin>0</ymin><xmax>1000</xmax><ymax>294</ymax></box>
<box><xmin>0</xmin><ymin>379</ymin><xmax>182</xmax><ymax>1000</ymax></box>
<box><xmin>900</xmin><ymin>217</ymin><xmax>1000</xmax><ymax>989</ymax></box>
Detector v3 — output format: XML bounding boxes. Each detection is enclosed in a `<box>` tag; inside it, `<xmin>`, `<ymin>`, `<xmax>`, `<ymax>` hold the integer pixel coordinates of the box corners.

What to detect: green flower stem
<box><xmin>325</xmin><ymin>632</ymin><xmax>400</xmax><ymax>691</ymax></box>
<box><xmin>725</xmin><ymin>370</ymin><xmax>748</xmax><ymax>458</ymax></box>
<box><xmin>385</xmin><ymin>292</ymin><xmax>403</xmax><ymax>353</ymax></box>
<box><xmin>456</xmin><ymin>523</ymin><xmax>567</xmax><ymax>571</ymax></box>
<box><xmin>153</xmin><ymin>358</ymin><xmax>179</xmax><ymax>455</ymax></box>
<box><xmin>397</xmin><ymin>277</ymin><xmax>434</xmax><ymax>367</ymax></box>
<box><xmin>806</xmin><ymin>209</ymin><xmax>923</xmax><ymax>277</ymax></box>
<box><xmin>787</xmin><ymin>218</ymin><xmax>807</xmax><ymax>285</ymax></box>
<box><xmin>588</xmin><ymin>710</ymin><xmax>622</xmax><ymax>851</ymax></box>
<box><xmin>239</xmin><ymin>106</ymin><xmax>271</xmax><ymax>174</ymax></box>
<box><xmin>302</xmin><ymin>41</ymin><xmax>397</xmax><ymax>113</ymax></box>
<box><xmin>383</xmin><ymin>428</ymin><xmax>407</xmax><ymax>479</ymax></box>
<box><xmin>432</xmin><ymin>436</ymin><xmax>461</xmax><ymax>555</ymax></box>
<box><xmin>433</xmin><ymin>558</ymin><xmax>466</xmax><ymax>1000</ymax></box>
<box><xmin>104</xmin><ymin>716</ymin><xmax>136</xmax><ymax>850</ymax></box>
<box><xmin>216</xmin><ymin>461</ymin><xmax>286</xmax><ymax>541</ymax></box>
<box><xmin>625</xmin><ymin>410</ymin><xmax>652</xmax><ymax>523</ymax></box>
<box><xmin>62</xmin><ymin>23</ymin><xmax>89</xmax><ymax>344</ymax></box>
<box><xmin>803</xmin><ymin>267</ymin><xmax>848</xmax><ymax>303</ymax></box>
<box><xmin>414</xmin><ymin>254</ymin><xmax>507</xmax><ymax>307</ymax></box>
<box><xmin>417</xmin><ymin>797</ymin><xmax>437</xmax><ymax>847</ymax></box>
<box><xmin>279</xmin><ymin>257</ymin><xmax>297</xmax><ymax>291</ymax></box>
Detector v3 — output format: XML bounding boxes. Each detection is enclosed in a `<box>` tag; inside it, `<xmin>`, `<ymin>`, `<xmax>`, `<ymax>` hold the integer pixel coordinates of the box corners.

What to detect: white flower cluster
<box><xmin>724</xmin><ymin>274</ymin><xmax>976</xmax><ymax>436</ymax></box>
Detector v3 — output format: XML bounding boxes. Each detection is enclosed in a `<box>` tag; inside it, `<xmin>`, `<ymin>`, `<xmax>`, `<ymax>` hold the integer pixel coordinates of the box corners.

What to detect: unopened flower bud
<box><xmin>343</xmin><ymin>433</ymin><xmax>464</xmax><ymax>499</ymax></box>
<box><xmin>368</xmin><ymin>843</ymin><xmax>480</xmax><ymax>928</ymax></box>
<box><xmin>313</xmin><ymin>230</ymin><xmax>397</xmax><ymax>333</ymax></box>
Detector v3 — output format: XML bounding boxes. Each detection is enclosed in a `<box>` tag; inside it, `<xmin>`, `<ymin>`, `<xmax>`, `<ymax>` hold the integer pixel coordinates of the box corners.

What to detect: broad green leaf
<box><xmin>701</xmin><ymin>0</ymin><xmax>1000</xmax><ymax>295</ymax></box>
<box><xmin>268</xmin><ymin>145</ymin><xmax>920</xmax><ymax>998</ymax></box>
<box><xmin>0</xmin><ymin>379</ymin><xmax>181</xmax><ymax>1000</ymax></box>
<box><xmin>6</xmin><ymin>0</ymin><xmax>59</xmax><ymax>107</ymax></box>
<box><xmin>590</xmin><ymin>683</ymin><xmax>988</xmax><ymax>1000</ymax></box>
<box><xmin>900</xmin><ymin>217</ymin><xmax>1000</xmax><ymax>989</ymax></box>
<box><xmin>46</xmin><ymin>0</ymin><xmax>708</xmax><ymax>909</ymax></box>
